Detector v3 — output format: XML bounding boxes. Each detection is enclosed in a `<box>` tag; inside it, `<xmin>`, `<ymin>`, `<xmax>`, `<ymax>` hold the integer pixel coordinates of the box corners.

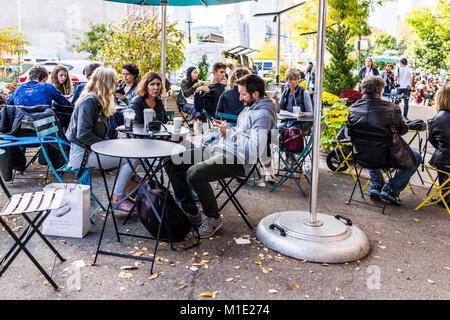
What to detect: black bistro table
<box><xmin>91</xmin><ymin>138</ymin><xmax>186</xmax><ymax>273</ymax></box>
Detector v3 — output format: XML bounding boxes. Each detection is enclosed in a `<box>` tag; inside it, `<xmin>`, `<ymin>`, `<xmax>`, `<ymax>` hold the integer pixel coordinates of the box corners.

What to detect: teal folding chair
<box><xmin>269</xmin><ymin>136</ymin><xmax>313</xmax><ymax>196</ymax></box>
<box><xmin>33</xmin><ymin>117</ymin><xmax>106</xmax><ymax>224</ymax></box>
<box><xmin>166</xmin><ymin>111</ymin><xmax>175</xmax><ymax>121</ymax></box>
<box><xmin>217</xmin><ymin>112</ymin><xmax>238</xmax><ymax>127</ymax></box>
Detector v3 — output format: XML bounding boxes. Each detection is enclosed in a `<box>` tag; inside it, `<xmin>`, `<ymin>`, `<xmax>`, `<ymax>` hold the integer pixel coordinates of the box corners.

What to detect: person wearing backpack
<box><xmin>427</xmin><ymin>84</ymin><xmax>450</xmax><ymax>208</ymax></box>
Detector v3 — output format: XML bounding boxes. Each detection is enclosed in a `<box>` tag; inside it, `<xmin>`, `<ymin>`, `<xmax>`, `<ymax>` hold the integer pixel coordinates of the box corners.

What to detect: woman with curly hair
<box><xmin>116</xmin><ymin>63</ymin><xmax>139</xmax><ymax>105</ymax></box>
<box><xmin>50</xmin><ymin>65</ymin><xmax>73</xmax><ymax>96</ymax></box>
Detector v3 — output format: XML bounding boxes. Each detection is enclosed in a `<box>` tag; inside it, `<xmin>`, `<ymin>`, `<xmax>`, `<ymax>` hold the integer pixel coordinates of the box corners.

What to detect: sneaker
<box><xmin>189</xmin><ymin>125</ymin><xmax>195</xmax><ymax>136</ymax></box>
<box><xmin>111</xmin><ymin>195</ymin><xmax>135</xmax><ymax>212</ymax></box>
<box><xmin>185</xmin><ymin>211</ymin><xmax>202</xmax><ymax>226</ymax></box>
<box><xmin>380</xmin><ymin>189</ymin><xmax>401</xmax><ymax>206</ymax></box>
<box><xmin>265</xmin><ymin>174</ymin><xmax>276</xmax><ymax>184</ymax></box>
<box><xmin>369</xmin><ymin>186</ymin><xmax>382</xmax><ymax>200</ymax></box>
<box><xmin>198</xmin><ymin>216</ymin><xmax>222</xmax><ymax>238</ymax></box>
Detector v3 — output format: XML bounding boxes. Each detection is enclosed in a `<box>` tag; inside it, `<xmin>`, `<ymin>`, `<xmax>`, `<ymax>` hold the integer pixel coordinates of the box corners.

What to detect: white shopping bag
<box><xmin>42</xmin><ymin>183</ymin><xmax>91</xmax><ymax>238</ymax></box>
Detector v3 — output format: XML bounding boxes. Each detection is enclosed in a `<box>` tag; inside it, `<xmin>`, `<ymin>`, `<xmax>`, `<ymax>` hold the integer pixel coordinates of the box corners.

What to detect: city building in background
<box><xmin>0</xmin><ymin>0</ymin><xmax>130</xmax><ymax>61</ymax></box>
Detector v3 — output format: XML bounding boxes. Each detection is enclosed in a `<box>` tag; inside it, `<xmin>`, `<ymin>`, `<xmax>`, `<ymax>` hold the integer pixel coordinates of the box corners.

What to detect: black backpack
<box><xmin>136</xmin><ymin>178</ymin><xmax>199</xmax><ymax>244</ymax></box>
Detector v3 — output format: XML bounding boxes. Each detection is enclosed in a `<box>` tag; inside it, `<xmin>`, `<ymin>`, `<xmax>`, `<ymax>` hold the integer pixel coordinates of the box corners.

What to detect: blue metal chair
<box><xmin>33</xmin><ymin>116</ymin><xmax>106</xmax><ymax>223</ymax></box>
<box><xmin>166</xmin><ymin>111</ymin><xmax>175</xmax><ymax>121</ymax></box>
<box><xmin>0</xmin><ymin>128</ymin><xmax>55</xmax><ymax>183</ymax></box>
<box><xmin>270</xmin><ymin>136</ymin><xmax>313</xmax><ymax>196</ymax></box>
<box><xmin>217</xmin><ymin>112</ymin><xmax>238</xmax><ymax>127</ymax></box>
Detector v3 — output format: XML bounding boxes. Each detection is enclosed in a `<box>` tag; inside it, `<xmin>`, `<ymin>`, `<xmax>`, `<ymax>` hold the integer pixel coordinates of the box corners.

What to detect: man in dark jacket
<box><xmin>194</xmin><ymin>62</ymin><xmax>226</xmax><ymax>118</ymax></box>
<box><xmin>348</xmin><ymin>75</ymin><xmax>421</xmax><ymax>205</ymax></box>
<box><xmin>6</xmin><ymin>65</ymin><xmax>73</xmax><ymax>107</ymax></box>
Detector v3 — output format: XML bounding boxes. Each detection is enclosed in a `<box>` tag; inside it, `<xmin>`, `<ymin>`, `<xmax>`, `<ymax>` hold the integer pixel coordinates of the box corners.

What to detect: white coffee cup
<box><xmin>144</xmin><ymin>109</ymin><xmax>155</xmax><ymax>125</ymax></box>
<box><xmin>173</xmin><ymin>117</ymin><xmax>182</xmax><ymax>133</ymax></box>
<box><xmin>292</xmin><ymin>106</ymin><xmax>301</xmax><ymax>116</ymax></box>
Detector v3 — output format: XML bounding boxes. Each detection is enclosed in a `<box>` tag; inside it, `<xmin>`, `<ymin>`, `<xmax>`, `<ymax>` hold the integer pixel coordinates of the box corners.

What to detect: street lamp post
<box><xmin>186</xmin><ymin>20</ymin><xmax>193</xmax><ymax>43</ymax></box>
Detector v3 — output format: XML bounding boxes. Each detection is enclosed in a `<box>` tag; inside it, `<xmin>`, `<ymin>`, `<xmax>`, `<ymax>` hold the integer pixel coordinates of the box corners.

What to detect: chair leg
<box><xmin>347</xmin><ymin>165</ymin><xmax>362</xmax><ymax>204</ymax></box>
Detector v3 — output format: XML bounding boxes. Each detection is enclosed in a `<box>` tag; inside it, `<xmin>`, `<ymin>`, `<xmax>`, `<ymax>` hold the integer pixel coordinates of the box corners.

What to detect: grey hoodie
<box><xmin>213</xmin><ymin>96</ymin><xmax>277</xmax><ymax>174</ymax></box>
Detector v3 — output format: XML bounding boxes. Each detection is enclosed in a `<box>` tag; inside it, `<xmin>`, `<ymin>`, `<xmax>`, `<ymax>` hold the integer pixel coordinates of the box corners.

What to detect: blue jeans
<box><xmin>369</xmin><ymin>150</ymin><xmax>422</xmax><ymax>195</ymax></box>
<box><xmin>397</xmin><ymin>88</ymin><xmax>410</xmax><ymax>119</ymax></box>
<box><xmin>180</xmin><ymin>103</ymin><xmax>207</xmax><ymax>122</ymax></box>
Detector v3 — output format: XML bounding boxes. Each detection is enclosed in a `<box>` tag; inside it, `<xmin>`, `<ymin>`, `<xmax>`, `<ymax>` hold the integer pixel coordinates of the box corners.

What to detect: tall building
<box><xmin>223</xmin><ymin>4</ymin><xmax>249</xmax><ymax>47</ymax></box>
<box><xmin>249</xmin><ymin>0</ymin><xmax>303</xmax><ymax>67</ymax></box>
<box><xmin>168</xmin><ymin>6</ymin><xmax>193</xmax><ymax>42</ymax></box>
<box><xmin>248</xmin><ymin>0</ymin><xmax>281</xmax><ymax>49</ymax></box>
<box><xmin>1</xmin><ymin>0</ymin><xmax>129</xmax><ymax>55</ymax></box>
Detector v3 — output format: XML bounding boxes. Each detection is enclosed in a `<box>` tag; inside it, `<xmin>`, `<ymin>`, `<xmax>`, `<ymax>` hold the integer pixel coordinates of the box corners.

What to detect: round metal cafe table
<box><xmin>91</xmin><ymin>138</ymin><xmax>185</xmax><ymax>159</ymax></box>
<box><xmin>90</xmin><ymin>138</ymin><xmax>186</xmax><ymax>274</ymax></box>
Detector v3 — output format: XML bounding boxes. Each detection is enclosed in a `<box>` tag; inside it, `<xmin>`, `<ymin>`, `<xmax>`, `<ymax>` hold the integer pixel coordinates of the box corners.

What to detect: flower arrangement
<box><xmin>322</xmin><ymin>91</ymin><xmax>339</xmax><ymax>107</ymax></box>
<box><xmin>339</xmin><ymin>89</ymin><xmax>363</xmax><ymax>106</ymax></box>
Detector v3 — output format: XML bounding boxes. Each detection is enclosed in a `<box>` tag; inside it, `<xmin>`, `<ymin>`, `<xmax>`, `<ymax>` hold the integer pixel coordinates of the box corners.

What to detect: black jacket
<box><xmin>194</xmin><ymin>83</ymin><xmax>226</xmax><ymax>117</ymax></box>
<box><xmin>428</xmin><ymin>110</ymin><xmax>450</xmax><ymax>167</ymax></box>
<box><xmin>129</xmin><ymin>95</ymin><xmax>168</xmax><ymax>124</ymax></box>
<box><xmin>65</xmin><ymin>94</ymin><xmax>109</xmax><ymax>148</ymax></box>
<box><xmin>215</xmin><ymin>86</ymin><xmax>245</xmax><ymax>118</ymax></box>
<box><xmin>348</xmin><ymin>94</ymin><xmax>416</xmax><ymax>169</ymax></box>
<box><xmin>358</xmin><ymin>67</ymin><xmax>380</xmax><ymax>81</ymax></box>
<box><xmin>117</xmin><ymin>80</ymin><xmax>138</xmax><ymax>105</ymax></box>
<box><xmin>177</xmin><ymin>79</ymin><xmax>196</xmax><ymax>107</ymax></box>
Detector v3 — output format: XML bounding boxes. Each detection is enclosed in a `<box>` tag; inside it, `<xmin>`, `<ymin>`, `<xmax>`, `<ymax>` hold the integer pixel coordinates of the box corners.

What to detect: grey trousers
<box><xmin>165</xmin><ymin>147</ymin><xmax>245</xmax><ymax>219</ymax></box>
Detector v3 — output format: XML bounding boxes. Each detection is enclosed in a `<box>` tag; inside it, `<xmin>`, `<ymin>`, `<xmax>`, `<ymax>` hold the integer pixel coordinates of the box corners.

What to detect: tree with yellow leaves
<box><xmin>253</xmin><ymin>39</ymin><xmax>277</xmax><ymax>61</ymax></box>
<box><xmin>0</xmin><ymin>26</ymin><xmax>28</xmax><ymax>78</ymax></box>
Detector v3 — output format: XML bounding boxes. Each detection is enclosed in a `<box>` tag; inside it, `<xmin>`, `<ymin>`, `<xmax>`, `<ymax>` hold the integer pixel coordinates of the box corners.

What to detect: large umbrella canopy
<box><xmin>105</xmin><ymin>0</ymin><xmax>250</xmax><ymax>7</ymax></box>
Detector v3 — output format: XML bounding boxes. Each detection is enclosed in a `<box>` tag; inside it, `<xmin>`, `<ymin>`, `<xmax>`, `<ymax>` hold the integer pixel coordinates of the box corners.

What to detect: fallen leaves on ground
<box><xmin>199</xmin><ymin>292</ymin><xmax>212</xmax><ymax>297</ymax></box>
<box><xmin>148</xmin><ymin>273</ymin><xmax>158</xmax><ymax>280</ymax></box>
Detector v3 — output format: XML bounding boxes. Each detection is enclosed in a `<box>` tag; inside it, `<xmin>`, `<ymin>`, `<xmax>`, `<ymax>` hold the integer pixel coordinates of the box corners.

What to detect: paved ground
<box><xmin>0</xmin><ymin>102</ymin><xmax>448</xmax><ymax>302</ymax></box>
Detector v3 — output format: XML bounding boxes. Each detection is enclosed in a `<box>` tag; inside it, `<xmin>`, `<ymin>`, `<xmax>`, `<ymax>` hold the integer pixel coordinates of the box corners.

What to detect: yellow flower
<box><xmin>322</xmin><ymin>91</ymin><xmax>339</xmax><ymax>106</ymax></box>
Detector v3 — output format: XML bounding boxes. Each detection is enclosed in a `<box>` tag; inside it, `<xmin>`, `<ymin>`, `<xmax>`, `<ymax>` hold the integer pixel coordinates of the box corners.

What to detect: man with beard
<box><xmin>164</xmin><ymin>74</ymin><xmax>277</xmax><ymax>238</ymax></box>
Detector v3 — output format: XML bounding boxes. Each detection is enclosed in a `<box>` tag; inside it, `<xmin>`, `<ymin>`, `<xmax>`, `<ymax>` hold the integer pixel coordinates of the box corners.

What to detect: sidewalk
<box><xmin>0</xmin><ymin>102</ymin><xmax>448</xmax><ymax>300</ymax></box>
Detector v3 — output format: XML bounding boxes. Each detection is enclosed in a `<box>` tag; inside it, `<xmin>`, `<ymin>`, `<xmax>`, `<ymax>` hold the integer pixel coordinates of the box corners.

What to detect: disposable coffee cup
<box><xmin>292</xmin><ymin>106</ymin><xmax>301</xmax><ymax>116</ymax></box>
<box><xmin>173</xmin><ymin>117</ymin><xmax>182</xmax><ymax>133</ymax></box>
<box><xmin>144</xmin><ymin>109</ymin><xmax>154</xmax><ymax>126</ymax></box>
<box><xmin>123</xmin><ymin>107</ymin><xmax>136</xmax><ymax>131</ymax></box>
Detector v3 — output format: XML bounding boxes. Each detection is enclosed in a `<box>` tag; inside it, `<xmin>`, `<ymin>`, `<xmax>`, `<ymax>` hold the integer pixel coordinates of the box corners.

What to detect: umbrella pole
<box><xmin>161</xmin><ymin>1</ymin><xmax>167</xmax><ymax>86</ymax></box>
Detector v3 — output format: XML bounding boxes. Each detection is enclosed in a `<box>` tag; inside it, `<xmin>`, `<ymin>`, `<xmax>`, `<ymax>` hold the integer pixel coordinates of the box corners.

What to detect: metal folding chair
<box><xmin>217</xmin><ymin>112</ymin><xmax>238</xmax><ymax>127</ymax></box>
<box><xmin>215</xmin><ymin>163</ymin><xmax>261</xmax><ymax>230</ymax></box>
<box><xmin>269</xmin><ymin>136</ymin><xmax>313</xmax><ymax>196</ymax></box>
<box><xmin>0</xmin><ymin>189</ymin><xmax>66</xmax><ymax>290</ymax></box>
<box><xmin>33</xmin><ymin>117</ymin><xmax>106</xmax><ymax>223</ymax></box>
<box><xmin>327</xmin><ymin>109</ymin><xmax>357</xmax><ymax>181</ymax></box>
<box><xmin>166</xmin><ymin>111</ymin><xmax>175</xmax><ymax>121</ymax></box>
<box><xmin>0</xmin><ymin>148</ymin><xmax>11</xmax><ymax>198</ymax></box>
<box><xmin>415</xmin><ymin>165</ymin><xmax>450</xmax><ymax>215</ymax></box>
<box><xmin>346</xmin><ymin>163</ymin><xmax>393</xmax><ymax>215</ymax></box>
